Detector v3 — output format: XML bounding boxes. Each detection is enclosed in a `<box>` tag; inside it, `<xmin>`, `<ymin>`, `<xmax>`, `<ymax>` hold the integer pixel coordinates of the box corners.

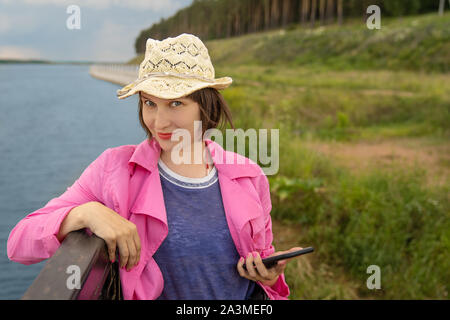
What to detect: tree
<box><xmin>319</xmin><ymin>0</ymin><xmax>326</xmax><ymax>25</ymax></box>
<box><xmin>337</xmin><ymin>0</ymin><xmax>343</xmax><ymax>25</ymax></box>
<box><xmin>384</xmin><ymin>0</ymin><xmax>421</xmax><ymax>16</ymax></box>
<box><xmin>326</xmin><ymin>0</ymin><xmax>335</xmax><ymax>24</ymax></box>
<box><xmin>281</xmin><ymin>0</ymin><xmax>292</xmax><ymax>26</ymax></box>
<box><xmin>301</xmin><ymin>0</ymin><xmax>310</xmax><ymax>25</ymax></box>
<box><xmin>263</xmin><ymin>0</ymin><xmax>271</xmax><ymax>30</ymax></box>
<box><xmin>271</xmin><ymin>0</ymin><xmax>281</xmax><ymax>28</ymax></box>
<box><xmin>438</xmin><ymin>0</ymin><xmax>449</xmax><ymax>15</ymax></box>
<box><xmin>310</xmin><ymin>0</ymin><xmax>317</xmax><ymax>27</ymax></box>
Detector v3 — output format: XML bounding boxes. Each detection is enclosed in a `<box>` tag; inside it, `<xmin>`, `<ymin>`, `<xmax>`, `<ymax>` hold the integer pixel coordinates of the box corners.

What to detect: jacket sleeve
<box><xmin>7</xmin><ymin>148</ymin><xmax>111</xmax><ymax>265</ymax></box>
<box><xmin>256</xmin><ymin>173</ymin><xmax>290</xmax><ymax>300</ymax></box>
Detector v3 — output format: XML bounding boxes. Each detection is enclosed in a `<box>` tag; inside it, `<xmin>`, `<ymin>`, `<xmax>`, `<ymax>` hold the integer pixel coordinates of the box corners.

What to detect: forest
<box><xmin>134</xmin><ymin>0</ymin><xmax>441</xmax><ymax>54</ymax></box>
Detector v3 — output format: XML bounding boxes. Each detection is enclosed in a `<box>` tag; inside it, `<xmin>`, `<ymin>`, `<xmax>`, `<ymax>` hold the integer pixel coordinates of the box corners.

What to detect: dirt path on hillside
<box><xmin>302</xmin><ymin>137</ymin><xmax>450</xmax><ymax>188</ymax></box>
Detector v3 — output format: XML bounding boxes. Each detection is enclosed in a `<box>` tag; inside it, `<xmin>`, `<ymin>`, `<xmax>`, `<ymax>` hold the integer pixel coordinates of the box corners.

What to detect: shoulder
<box><xmin>96</xmin><ymin>144</ymin><xmax>137</xmax><ymax>172</ymax></box>
<box><xmin>224</xmin><ymin>148</ymin><xmax>267</xmax><ymax>179</ymax></box>
<box><xmin>221</xmin><ymin>149</ymin><xmax>270</xmax><ymax>197</ymax></box>
<box><xmin>211</xmin><ymin>141</ymin><xmax>265</xmax><ymax>180</ymax></box>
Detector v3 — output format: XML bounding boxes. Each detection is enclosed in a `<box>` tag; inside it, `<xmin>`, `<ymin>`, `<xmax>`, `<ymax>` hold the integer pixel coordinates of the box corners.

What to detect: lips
<box><xmin>157</xmin><ymin>132</ymin><xmax>172</xmax><ymax>140</ymax></box>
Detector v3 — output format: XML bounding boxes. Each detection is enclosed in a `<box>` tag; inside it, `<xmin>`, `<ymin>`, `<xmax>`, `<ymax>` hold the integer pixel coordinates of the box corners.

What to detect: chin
<box><xmin>156</xmin><ymin>138</ymin><xmax>176</xmax><ymax>149</ymax></box>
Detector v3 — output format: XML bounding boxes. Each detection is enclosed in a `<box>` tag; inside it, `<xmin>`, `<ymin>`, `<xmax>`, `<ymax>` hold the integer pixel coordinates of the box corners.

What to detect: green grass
<box><xmin>217</xmin><ymin>64</ymin><xmax>450</xmax><ymax>143</ymax></box>
<box><xmin>216</xmin><ymin>63</ymin><xmax>450</xmax><ymax>298</ymax></box>
<box><xmin>268</xmin><ymin>136</ymin><xmax>449</xmax><ymax>299</ymax></box>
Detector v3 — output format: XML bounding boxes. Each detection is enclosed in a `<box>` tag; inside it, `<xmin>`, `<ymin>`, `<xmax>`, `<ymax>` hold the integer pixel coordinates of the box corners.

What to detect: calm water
<box><xmin>0</xmin><ymin>64</ymin><xmax>144</xmax><ymax>299</ymax></box>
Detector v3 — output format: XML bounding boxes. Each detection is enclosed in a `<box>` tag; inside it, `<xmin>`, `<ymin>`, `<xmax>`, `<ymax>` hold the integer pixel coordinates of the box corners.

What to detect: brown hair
<box><xmin>138</xmin><ymin>87</ymin><xmax>235</xmax><ymax>140</ymax></box>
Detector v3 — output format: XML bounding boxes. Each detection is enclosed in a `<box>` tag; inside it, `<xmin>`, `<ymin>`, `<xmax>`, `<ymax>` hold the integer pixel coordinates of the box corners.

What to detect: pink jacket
<box><xmin>7</xmin><ymin>138</ymin><xmax>290</xmax><ymax>300</ymax></box>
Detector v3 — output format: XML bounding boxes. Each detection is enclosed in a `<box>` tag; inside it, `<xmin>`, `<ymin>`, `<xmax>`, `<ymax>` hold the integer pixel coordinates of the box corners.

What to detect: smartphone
<box><xmin>242</xmin><ymin>247</ymin><xmax>314</xmax><ymax>271</ymax></box>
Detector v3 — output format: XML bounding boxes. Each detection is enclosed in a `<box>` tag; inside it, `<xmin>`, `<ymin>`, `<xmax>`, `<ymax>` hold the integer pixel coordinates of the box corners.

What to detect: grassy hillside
<box><xmin>128</xmin><ymin>13</ymin><xmax>449</xmax><ymax>299</ymax></box>
<box><xmin>129</xmin><ymin>13</ymin><xmax>450</xmax><ymax>73</ymax></box>
<box><xmin>208</xmin><ymin>13</ymin><xmax>450</xmax><ymax>72</ymax></box>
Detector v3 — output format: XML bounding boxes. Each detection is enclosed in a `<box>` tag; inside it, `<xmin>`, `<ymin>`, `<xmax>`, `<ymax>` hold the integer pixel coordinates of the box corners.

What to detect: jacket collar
<box><xmin>127</xmin><ymin>137</ymin><xmax>262</xmax><ymax>180</ymax></box>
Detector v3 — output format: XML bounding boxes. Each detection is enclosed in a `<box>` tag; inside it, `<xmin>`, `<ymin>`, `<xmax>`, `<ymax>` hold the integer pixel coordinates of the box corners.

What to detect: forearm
<box><xmin>56</xmin><ymin>201</ymin><xmax>96</xmax><ymax>242</ymax></box>
<box><xmin>8</xmin><ymin>202</ymin><xmax>90</xmax><ymax>264</ymax></box>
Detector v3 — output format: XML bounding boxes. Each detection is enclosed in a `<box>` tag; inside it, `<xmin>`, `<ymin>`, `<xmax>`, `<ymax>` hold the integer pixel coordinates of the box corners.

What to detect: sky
<box><xmin>0</xmin><ymin>0</ymin><xmax>194</xmax><ymax>62</ymax></box>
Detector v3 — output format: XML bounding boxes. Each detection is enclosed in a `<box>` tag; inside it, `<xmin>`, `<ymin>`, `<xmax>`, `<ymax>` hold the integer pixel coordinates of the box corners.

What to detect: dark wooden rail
<box><xmin>21</xmin><ymin>229</ymin><xmax>118</xmax><ymax>300</ymax></box>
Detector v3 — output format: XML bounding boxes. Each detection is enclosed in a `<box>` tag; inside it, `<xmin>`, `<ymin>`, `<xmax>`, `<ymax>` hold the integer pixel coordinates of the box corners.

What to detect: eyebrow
<box><xmin>140</xmin><ymin>95</ymin><xmax>186</xmax><ymax>102</ymax></box>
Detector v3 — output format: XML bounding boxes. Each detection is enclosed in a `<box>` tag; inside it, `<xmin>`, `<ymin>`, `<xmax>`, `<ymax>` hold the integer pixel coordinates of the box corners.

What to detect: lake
<box><xmin>0</xmin><ymin>63</ymin><xmax>144</xmax><ymax>299</ymax></box>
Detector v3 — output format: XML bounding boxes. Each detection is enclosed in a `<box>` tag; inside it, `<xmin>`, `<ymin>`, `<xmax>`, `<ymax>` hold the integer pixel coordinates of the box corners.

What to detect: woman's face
<box><xmin>140</xmin><ymin>91</ymin><xmax>202</xmax><ymax>153</ymax></box>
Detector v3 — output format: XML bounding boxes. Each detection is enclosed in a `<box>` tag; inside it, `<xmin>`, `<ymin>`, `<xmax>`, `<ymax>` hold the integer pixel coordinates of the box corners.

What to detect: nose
<box><xmin>153</xmin><ymin>105</ymin><xmax>172</xmax><ymax>130</ymax></box>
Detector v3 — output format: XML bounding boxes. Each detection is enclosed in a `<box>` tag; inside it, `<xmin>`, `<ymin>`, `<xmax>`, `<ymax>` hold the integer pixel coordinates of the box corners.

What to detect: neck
<box><xmin>160</xmin><ymin>140</ymin><xmax>212</xmax><ymax>171</ymax></box>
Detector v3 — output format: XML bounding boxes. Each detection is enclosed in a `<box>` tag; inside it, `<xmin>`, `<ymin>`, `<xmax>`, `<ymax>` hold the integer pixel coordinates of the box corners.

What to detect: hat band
<box><xmin>118</xmin><ymin>71</ymin><xmax>216</xmax><ymax>95</ymax></box>
<box><xmin>141</xmin><ymin>71</ymin><xmax>215</xmax><ymax>82</ymax></box>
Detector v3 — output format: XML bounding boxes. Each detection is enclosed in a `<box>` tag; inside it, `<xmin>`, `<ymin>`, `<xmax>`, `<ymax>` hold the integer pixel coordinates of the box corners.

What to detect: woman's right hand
<box><xmin>77</xmin><ymin>201</ymin><xmax>141</xmax><ymax>271</ymax></box>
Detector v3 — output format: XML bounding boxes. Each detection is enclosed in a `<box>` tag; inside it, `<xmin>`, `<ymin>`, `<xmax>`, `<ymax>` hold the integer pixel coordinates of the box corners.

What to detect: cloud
<box><xmin>0</xmin><ymin>12</ymin><xmax>39</xmax><ymax>35</ymax></box>
<box><xmin>90</xmin><ymin>20</ymin><xmax>141</xmax><ymax>62</ymax></box>
<box><xmin>0</xmin><ymin>14</ymin><xmax>11</xmax><ymax>33</ymax></box>
<box><xmin>0</xmin><ymin>46</ymin><xmax>42</xmax><ymax>60</ymax></box>
<box><xmin>0</xmin><ymin>0</ymin><xmax>189</xmax><ymax>11</ymax></box>
<box><xmin>0</xmin><ymin>0</ymin><xmax>193</xmax><ymax>61</ymax></box>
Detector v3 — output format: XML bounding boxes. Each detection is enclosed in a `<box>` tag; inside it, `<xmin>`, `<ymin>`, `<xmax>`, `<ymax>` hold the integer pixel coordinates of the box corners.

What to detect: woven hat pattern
<box><xmin>117</xmin><ymin>33</ymin><xmax>232</xmax><ymax>100</ymax></box>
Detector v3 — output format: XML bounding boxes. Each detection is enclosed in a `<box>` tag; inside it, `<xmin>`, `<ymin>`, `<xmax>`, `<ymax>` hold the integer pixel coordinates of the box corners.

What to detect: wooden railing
<box><xmin>21</xmin><ymin>230</ymin><xmax>119</xmax><ymax>300</ymax></box>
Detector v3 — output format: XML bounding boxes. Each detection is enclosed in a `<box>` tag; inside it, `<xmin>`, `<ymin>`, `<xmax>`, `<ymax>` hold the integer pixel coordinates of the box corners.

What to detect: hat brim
<box><xmin>117</xmin><ymin>76</ymin><xmax>232</xmax><ymax>100</ymax></box>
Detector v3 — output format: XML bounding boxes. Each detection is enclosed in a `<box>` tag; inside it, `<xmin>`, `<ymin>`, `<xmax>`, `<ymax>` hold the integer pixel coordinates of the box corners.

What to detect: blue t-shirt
<box><xmin>153</xmin><ymin>158</ymin><xmax>255</xmax><ymax>300</ymax></box>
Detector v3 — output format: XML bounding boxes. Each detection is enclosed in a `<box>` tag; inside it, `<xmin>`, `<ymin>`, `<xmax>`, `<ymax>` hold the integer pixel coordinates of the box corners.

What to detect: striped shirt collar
<box><xmin>128</xmin><ymin>138</ymin><xmax>262</xmax><ymax>180</ymax></box>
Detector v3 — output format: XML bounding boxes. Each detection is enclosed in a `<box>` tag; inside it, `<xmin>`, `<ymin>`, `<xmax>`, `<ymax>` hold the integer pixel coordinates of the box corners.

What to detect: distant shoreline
<box><xmin>0</xmin><ymin>59</ymin><xmax>126</xmax><ymax>65</ymax></box>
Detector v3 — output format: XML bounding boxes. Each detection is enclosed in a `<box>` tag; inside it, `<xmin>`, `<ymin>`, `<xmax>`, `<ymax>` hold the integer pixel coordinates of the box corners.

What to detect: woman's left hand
<box><xmin>236</xmin><ymin>247</ymin><xmax>303</xmax><ymax>286</ymax></box>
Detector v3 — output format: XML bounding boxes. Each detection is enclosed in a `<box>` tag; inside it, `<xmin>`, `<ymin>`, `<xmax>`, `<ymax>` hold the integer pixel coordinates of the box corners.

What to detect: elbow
<box><xmin>6</xmin><ymin>234</ymin><xmax>31</xmax><ymax>265</ymax></box>
<box><xmin>7</xmin><ymin>226</ymin><xmax>21</xmax><ymax>262</ymax></box>
<box><xmin>7</xmin><ymin>225</ymin><xmax>47</xmax><ymax>265</ymax></box>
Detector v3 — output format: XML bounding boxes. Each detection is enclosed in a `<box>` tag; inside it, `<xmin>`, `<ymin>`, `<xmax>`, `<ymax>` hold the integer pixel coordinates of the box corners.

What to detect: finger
<box><xmin>286</xmin><ymin>247</ymin><xmax>304</xmax><ymax>259</ymax></box>
<box><xmin>269</xmin><ymin>246</ymin><xmax>303</xmax><ymax>258</ymax></box>
<box><xmin>252</xmin><ymin>252</ymin><xmax>270</xmax><ymax>279</ymax></box>
<box><xmin>245</xmin><ymin>252</ymin><xmax>258</xmax><ymax>278</ymax></box>
<box><xmin>132</xmin><ymin>229</ymin><xmax>141</xmax><ymax>267</ymax></box>
<box><xmin>117</xmin><ymin>238</ymin><xmax>130</xmax><ymax>269</ymax></box>
<box><xmin>126</xmin><ymin>238</ymin><xmax>137</xmax><ymax>271</ymax></box>
<box><xmin>274</xmin><ymin>260</ymin><xmax>288</xmax><ymax>274</ymax></box>
<box><xmin>282</xmin><ymin>247</ymin><xmax>305</xmax><ymax>263</ymax></box>
<box><xmin>106</xmin><ymin>239</ymin><xmax>117</xmax><ymax>263</ymax></box>
<box><xmin>236</xmin><ymin>257</ymin><xmax>248</xmax><ymax>278</ymax></box>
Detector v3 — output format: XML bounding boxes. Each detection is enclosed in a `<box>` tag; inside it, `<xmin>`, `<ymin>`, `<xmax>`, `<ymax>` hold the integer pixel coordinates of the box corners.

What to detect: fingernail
<box><xmin>239</xmin><ymin>257</ymin><xmax>244</xmax><ymax>262</ymax></box>
<box><xmin>252</xmin><ymin>252</ymin><xmax>258</xmax><ymax>258</ymax></box>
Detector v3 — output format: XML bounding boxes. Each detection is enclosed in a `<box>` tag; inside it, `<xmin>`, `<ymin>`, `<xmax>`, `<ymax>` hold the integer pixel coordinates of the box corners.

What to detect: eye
<box><xmin>143</xmin><ymin>99</ymin><xmax>155</xmax><ymax>107</ymax></box>
<box><xmin>142</xmin><ymin>99</ymin><xmax>182</xmax><ymax>108</ymax></box>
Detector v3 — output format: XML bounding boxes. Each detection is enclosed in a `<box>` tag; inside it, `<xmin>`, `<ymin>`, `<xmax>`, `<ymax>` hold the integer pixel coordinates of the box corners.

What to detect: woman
<box><xmin>7</xmin><ymin>33</ymin><xmax>301</xmax><ymax>300</ymax></box>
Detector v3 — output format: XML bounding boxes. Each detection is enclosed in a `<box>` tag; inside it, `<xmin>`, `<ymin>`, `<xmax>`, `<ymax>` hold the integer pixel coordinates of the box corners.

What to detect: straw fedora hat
<box><xmin>117</xmin><ymin>33</ymin><xmax>232</xmax><ymax>100</ymax></box>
